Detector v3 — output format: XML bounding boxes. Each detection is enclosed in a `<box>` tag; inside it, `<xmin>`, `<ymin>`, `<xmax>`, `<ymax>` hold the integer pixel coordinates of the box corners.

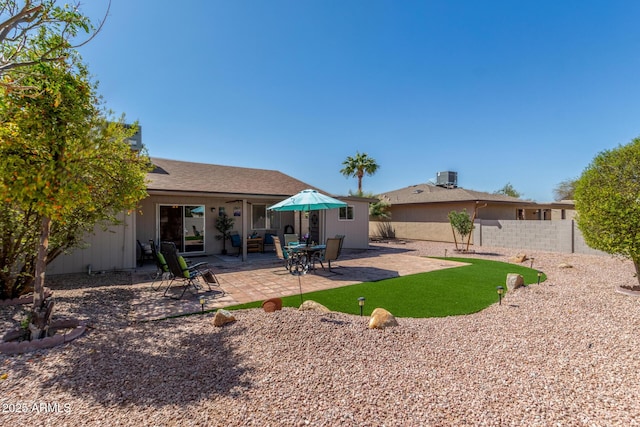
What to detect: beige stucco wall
<box><xmin>47</xmin><ymin>195</ymin><xmax>371</xmax><ymax>274</ymax></box>
<box><xmin>372</xmin><ymin>202</ymin><xmax>520</xmax><ymax>243</ymax></box>
<box><xmin>139</xmin><ymin>195</ymin><xmax>371</xmax><ymax>252</ymax></box>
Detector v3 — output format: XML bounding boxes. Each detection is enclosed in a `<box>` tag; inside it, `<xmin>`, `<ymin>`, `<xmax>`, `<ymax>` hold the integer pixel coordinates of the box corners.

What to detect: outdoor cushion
<box><xmin>156</xmin><ymin>252</ymin><xmax>169</xmax><ymax>272</ymax></box>
<box><xmin>178</xmin><ymin>256</ymin><xmax>190</xmax><ymax>278</ymax></box>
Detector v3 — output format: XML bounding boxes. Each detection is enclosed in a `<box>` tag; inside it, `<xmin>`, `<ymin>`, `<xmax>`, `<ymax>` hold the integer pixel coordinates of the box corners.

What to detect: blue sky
<box><xmin>78</xmin><ymin>0</ymin><xmax>640</xmax><ymax>202</ymax></box>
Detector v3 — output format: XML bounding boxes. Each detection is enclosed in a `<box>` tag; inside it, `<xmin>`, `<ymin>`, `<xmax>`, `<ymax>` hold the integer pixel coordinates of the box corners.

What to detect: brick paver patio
<box><xmin>127</xmin><ymin>245</ymin><xmax>467</xmax><ymax>322</ymax></box>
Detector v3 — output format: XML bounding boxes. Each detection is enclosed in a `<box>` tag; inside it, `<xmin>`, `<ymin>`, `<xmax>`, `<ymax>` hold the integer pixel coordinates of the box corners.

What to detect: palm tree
<box><xmin>340</xmin><ymin>152</ymin><xmax>379</xmax><ymax>194</ymax></box>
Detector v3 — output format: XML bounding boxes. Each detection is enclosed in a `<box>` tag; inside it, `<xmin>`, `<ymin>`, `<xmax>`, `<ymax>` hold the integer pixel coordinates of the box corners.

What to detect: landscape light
<box><xmin>358</xmin><ymin>297</ymin><xmax>366</xmax><ymax>317</ymax></box>
<box><xmin>199</xmin><ymin>295</ymin><xmax>206</xmax><ymax>314</ymax></box>
<box><xmin>537</xmin><ymin>271</ymin><xmax>542</xmax><ymax>285</ymax></box>
<box><xmin>496</xmin><ymin>286</ymin><xmax>504</xmax><ymax>305</ymax></box>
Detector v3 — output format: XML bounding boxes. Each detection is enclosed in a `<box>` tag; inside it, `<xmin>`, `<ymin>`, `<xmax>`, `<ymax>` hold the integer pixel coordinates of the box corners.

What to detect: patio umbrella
<box><xmin>268</xmin><ymin>188</ymin><xmax>346</xmax><ymax>242</ymax></box>
<box><xmin>267</xmin><ymin>189</ymin><xmax>346</xmax><ymax>212</ymax></box>
<box><xmin>268</xmin><ymin>189</ymin><xmax>347</xmax><ymax>303</ymax></box>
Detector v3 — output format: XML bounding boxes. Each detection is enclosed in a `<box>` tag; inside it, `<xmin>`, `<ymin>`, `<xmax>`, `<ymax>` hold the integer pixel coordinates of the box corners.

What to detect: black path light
<box><xmin>537</xmin><ymin>271</ymin><xmax>543</xmax><ymax>285</ymax></box>
<box><xmin>199</xmin><ymin>295</ymin><xmax>206</xmax><ymax>314</ymax></box>
<box><xmin>496</xmin><ymin>286</ymin><xmax>504</xmax><ymax>305</ymax></box>
<box><xmin>358</xmin><ymin>297</ymin><xmax>366</xmax><ymax>316</ymax></box>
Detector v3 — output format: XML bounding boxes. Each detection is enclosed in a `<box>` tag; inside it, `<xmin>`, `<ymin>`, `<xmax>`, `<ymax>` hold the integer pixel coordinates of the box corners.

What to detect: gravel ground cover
<box><xmin>1</xmin><ymin>241</ymin><xmax>639</xmax><ymax>426</ymax></box>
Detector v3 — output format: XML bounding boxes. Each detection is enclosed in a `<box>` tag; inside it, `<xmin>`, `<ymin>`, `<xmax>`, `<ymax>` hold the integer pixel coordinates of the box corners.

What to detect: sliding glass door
<box><xmin>159</xmin><ymin>205</ymin><xmax>205</xmax><ymax>253</ymax></box>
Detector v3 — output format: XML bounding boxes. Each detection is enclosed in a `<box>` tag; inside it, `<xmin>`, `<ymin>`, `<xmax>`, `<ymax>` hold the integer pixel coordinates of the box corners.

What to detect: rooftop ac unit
<box><xmin>436</xmin><ymin>171</ymin><xmax>457</xmax><ymax>188</ymax></box>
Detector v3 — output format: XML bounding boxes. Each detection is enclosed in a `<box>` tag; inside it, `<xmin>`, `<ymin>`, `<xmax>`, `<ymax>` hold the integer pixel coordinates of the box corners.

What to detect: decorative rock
<box><xmin>368</xmin><ymin>308</ymin><xmax>399</xmax><ymax>329</ymax></box>
<box><xmin>298</xmin><ymin>300</ymin><xmax>331</xmax><ymax>313</ymax></box>
<box><xmin>558</xmin><ymin>263</ymin><xmax>573</xmax><ymax>269</ymax></box>
<box><xmin>510</xmin><ymin>253</ymin><xmax>528</xmax><ymax>263</ymax></box>
<box><xmin>506</xmin><ymin>273</ymin><xmax>525</xmax><ymax>290</ymax></box>
<box><xmin>213</xmin><ymin>309</ymin><xmax>236</xmax><ymax>327</ymax></box>
<box><xmin>262</xmin><ymin>298</ymin><xmax>283</xmax><ymax>313</ymax></box>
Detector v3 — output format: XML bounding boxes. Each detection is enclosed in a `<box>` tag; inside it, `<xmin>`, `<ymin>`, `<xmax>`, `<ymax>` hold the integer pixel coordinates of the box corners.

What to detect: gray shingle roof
<box><xmin>146</xmin><ymin>158</ymin><xmax>321</xmax><ymax>197</ymax></box>
<box><xmin>379</xmin><ymin>184</ymin><xmax>528</xmax><ymax>205</ymax></box>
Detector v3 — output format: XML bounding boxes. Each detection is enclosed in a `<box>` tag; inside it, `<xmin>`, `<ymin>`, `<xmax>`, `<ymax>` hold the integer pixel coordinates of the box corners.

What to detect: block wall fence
<box><xmin>473</xmin><ymin>219</ymin><xmax>605</xmax><ymax>255</ymax></box>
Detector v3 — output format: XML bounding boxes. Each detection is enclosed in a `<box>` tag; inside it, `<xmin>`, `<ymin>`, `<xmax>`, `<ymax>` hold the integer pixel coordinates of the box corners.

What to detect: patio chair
<box><xmin>272</xmin><ymin>236</ymin><xmax>293</xmax><ymax>271</ymax></box>
<box><xmin>137</xmin><ymin>239</ymin><xmax>154</xmax><ymax>266</ymax></box>
<box><xmin>284</xmin><ymin>234</ymin><xmax>299</xmax><ymax>246</ymax></box>
<box><xmin>312</xmin><ymin>237</ymin><xmax>342</xmax><ymax>274</ymax></box>
<box><xmin>160</xmin><ymin>241</ymin><xmax>219</xmax><ymax>300</ymax></box>
<box><xmin>335</xmin><ymin>234</ymin><xmax>345</xmax><ymax>257</ymax></box>
<box><xmin>230</xmin><ymin>231</ymin><xmax>242</xmax><ymax>256</ymax></box>
<box><xmin>263</xmin><ymin>232</ymin><xmax>276</xmax><ymax>252</ymax></box>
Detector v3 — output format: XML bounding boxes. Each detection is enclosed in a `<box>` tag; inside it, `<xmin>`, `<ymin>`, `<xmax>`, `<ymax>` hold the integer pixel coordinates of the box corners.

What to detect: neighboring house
<box><xmin>370</xmin><ymin>182</ymin><xmax>575</xmax><ymax>244</ymax></box>
<box><xmin>47</xmin><ymin>158</ymin><xmax>372</xmax><ymax>274</ymax></box>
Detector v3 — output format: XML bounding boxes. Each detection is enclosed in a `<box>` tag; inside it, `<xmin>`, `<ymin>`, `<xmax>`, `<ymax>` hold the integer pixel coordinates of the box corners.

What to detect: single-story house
<box><xmin>370</xmin><ymin>182</ymin><xmax>575</xmax><ymax>243</ymax></box>
<box><xmin>47</xmin><ymin>158</ymin><xmax>373</xmax><ymax>275</ymax></box>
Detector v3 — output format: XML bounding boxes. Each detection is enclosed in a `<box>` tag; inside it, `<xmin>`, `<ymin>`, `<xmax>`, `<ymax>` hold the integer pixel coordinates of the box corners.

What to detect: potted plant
<box><xmin>215</xmin><ymin>215</ymin><xmax>235</xmax><ymax>255</ymax></box>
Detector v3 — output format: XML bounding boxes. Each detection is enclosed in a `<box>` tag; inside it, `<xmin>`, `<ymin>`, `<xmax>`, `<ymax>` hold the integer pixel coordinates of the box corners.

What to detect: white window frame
<box><xmin>252</xmin><ymin>204</ymin><xmax>280</xmax><ymax>230</ymax></box>
<box><xmin>339</xmin><ymin>205</ymin><xmax>354</xmax><ymax>221</ymax></box>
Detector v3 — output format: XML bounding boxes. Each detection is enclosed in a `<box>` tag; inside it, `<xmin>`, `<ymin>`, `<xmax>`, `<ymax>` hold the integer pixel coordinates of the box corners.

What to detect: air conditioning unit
<box><xmin>436</xmin><ymin>171</ymin><xmax>457</xmax><ymax>188</ymax></box>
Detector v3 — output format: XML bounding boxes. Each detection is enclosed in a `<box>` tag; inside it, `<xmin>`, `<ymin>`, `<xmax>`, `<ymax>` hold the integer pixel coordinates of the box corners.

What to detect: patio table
<box><xmin>287</xmin><ymin>243</ymin><xmax>326</xmax><ymax>274</ymax></box>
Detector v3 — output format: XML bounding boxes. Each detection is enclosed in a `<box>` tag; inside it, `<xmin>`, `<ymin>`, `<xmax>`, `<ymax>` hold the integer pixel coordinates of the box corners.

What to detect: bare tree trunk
<box><xmin>30</xmin><ymin>216</ymin><xmax>53</xmax><ymax>339</ymax></box>
<box><xmin>465</xmin><ymin>210</ymin><xmax>478</xmax><ymax>252</ymax></box>
<box><xmin>634</xmin><ymin>259</ymin><xmax>640</xmax><ymax>287</ymax></box>
<box><xmin>451</xmin><ymin>224</ymin><xmax>459</xmax><ymax>251</ymax></box>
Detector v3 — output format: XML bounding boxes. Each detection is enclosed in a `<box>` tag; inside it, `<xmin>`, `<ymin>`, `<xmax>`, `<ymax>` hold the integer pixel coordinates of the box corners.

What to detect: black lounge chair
<box><xmin>160</xmin><ymin>241</ymin><xmax>221</xmax><ymax>300</ymax></box>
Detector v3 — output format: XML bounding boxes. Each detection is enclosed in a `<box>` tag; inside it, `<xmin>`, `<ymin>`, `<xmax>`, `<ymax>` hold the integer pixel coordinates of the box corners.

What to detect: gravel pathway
<box><xmin>1</xmin><ymin>241</ymin><xmax>639</xmax><ymax>426</ymax></box>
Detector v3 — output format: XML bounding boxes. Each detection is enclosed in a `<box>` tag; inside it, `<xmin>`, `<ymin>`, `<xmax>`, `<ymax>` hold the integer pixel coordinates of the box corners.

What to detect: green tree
<box><xmin>0</xmin><ymin>1</ymin><xmax>103</xmax><ymax>80</ymax></box>
<box><xmin>494</xmin><ymin>182</ymin><xmax>521</xmax><ymax>198</ymax></box>
<box><xmin>553</xmin><ymin>178</ymin><xmax>577</xmax><ymax>201</ymax></box>
<box><xmin>215</xmin><ymin>215</ymin><xmax>235</xmax><ymax>255</ymax></box>
<box><xmin>448</xmin><ymin>209</ymin><xmax>474</xmax><ymax>251</ymax></box>
<box><xmin>0</xmin><ymin>59</ymin><xmax>150</xmax><ymax>337</ymax></box>
<box><xmin>340</xmin><ymin>151</ymin><xmax>379</xmax><ymax>194</ymax></box>
<box><xmin>574</xmin><ymin>138</ymin><xmax>640</xmax><ymax>287</ymax></box>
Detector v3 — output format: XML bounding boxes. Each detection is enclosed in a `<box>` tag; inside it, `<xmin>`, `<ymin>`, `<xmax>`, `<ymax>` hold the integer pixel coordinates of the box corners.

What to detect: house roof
<box><xmin>146</xmin><ymin>158</ymin><xmax>322</xmax><ymax>197</ymax></box>
<box><xmin>379</xmin><ymin>183</ymin><xmax>532</xmax><ymax>205</ymax></box>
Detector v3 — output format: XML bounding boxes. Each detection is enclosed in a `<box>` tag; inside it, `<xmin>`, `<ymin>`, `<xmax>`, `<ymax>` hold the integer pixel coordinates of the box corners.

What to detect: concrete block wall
<box><xmin>473</xmin><ymin>219</ymin><xmax>605</xmax><ymax>255</ymax></box>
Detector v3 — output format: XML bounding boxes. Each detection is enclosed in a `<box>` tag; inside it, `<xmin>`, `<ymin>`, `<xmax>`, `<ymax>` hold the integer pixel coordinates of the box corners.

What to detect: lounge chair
<box><xmin>149</xmin><ymin>240</ymin><xmax>172</xmax><ymax>291</ymax></box>
<box><xmin>160</xmin><ymin>241</ymin><xmax>220</xmax><ymax>299</ymax></box>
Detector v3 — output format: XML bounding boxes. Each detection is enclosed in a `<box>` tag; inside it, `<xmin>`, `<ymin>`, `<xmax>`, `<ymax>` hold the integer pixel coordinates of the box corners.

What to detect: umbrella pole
<box><xmin>298</xmin><ymin>274</ymin><xmax>303</xmax><ymax>306</ymax></box>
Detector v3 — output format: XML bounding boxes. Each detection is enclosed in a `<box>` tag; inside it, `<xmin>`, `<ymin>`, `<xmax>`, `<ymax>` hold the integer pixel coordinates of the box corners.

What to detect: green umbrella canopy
<box><xmin>268</xmin><ymin>189</ymin><xmax>347</xmax><ymax>212</ymax></box>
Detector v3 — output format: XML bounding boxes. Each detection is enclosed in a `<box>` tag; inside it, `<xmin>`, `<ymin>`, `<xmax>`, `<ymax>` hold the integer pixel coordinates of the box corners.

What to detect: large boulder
<box><xmin>298</xmin><ymin>300</ymin><xmax>331</xmax><ymax>313</ymax></box>
<box><xmin>506</xmin><ymin>273</ymin><xmax>525</xmax><ymax>290</ymax></box>
<box><xmin>213</xmin><ymin>309</ymin><xmax>236</xmax><ymax>327</ymax></box>
<box><xmin>368</xmin><ymin>308</ymin><xmax>399</xmax><ymax>329</ymax></box>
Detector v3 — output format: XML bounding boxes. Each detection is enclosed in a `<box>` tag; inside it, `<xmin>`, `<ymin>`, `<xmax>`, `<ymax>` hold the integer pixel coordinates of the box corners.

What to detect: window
<box><xmin>252</xmin><ymin>204</ymin><xmax>280</xmax><ymax>230</ymax></box>
<box><xmin>339</xmin><ymin>205</ymin><xmax>354</xmax><ymax>221</ymax></box>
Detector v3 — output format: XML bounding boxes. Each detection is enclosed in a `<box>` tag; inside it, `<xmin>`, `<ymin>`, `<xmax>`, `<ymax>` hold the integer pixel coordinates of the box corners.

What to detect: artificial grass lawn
<box><xmin>226</xmin><ymin>257</ymin><xmax>546</xmax><ymax>318</ymax></box>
